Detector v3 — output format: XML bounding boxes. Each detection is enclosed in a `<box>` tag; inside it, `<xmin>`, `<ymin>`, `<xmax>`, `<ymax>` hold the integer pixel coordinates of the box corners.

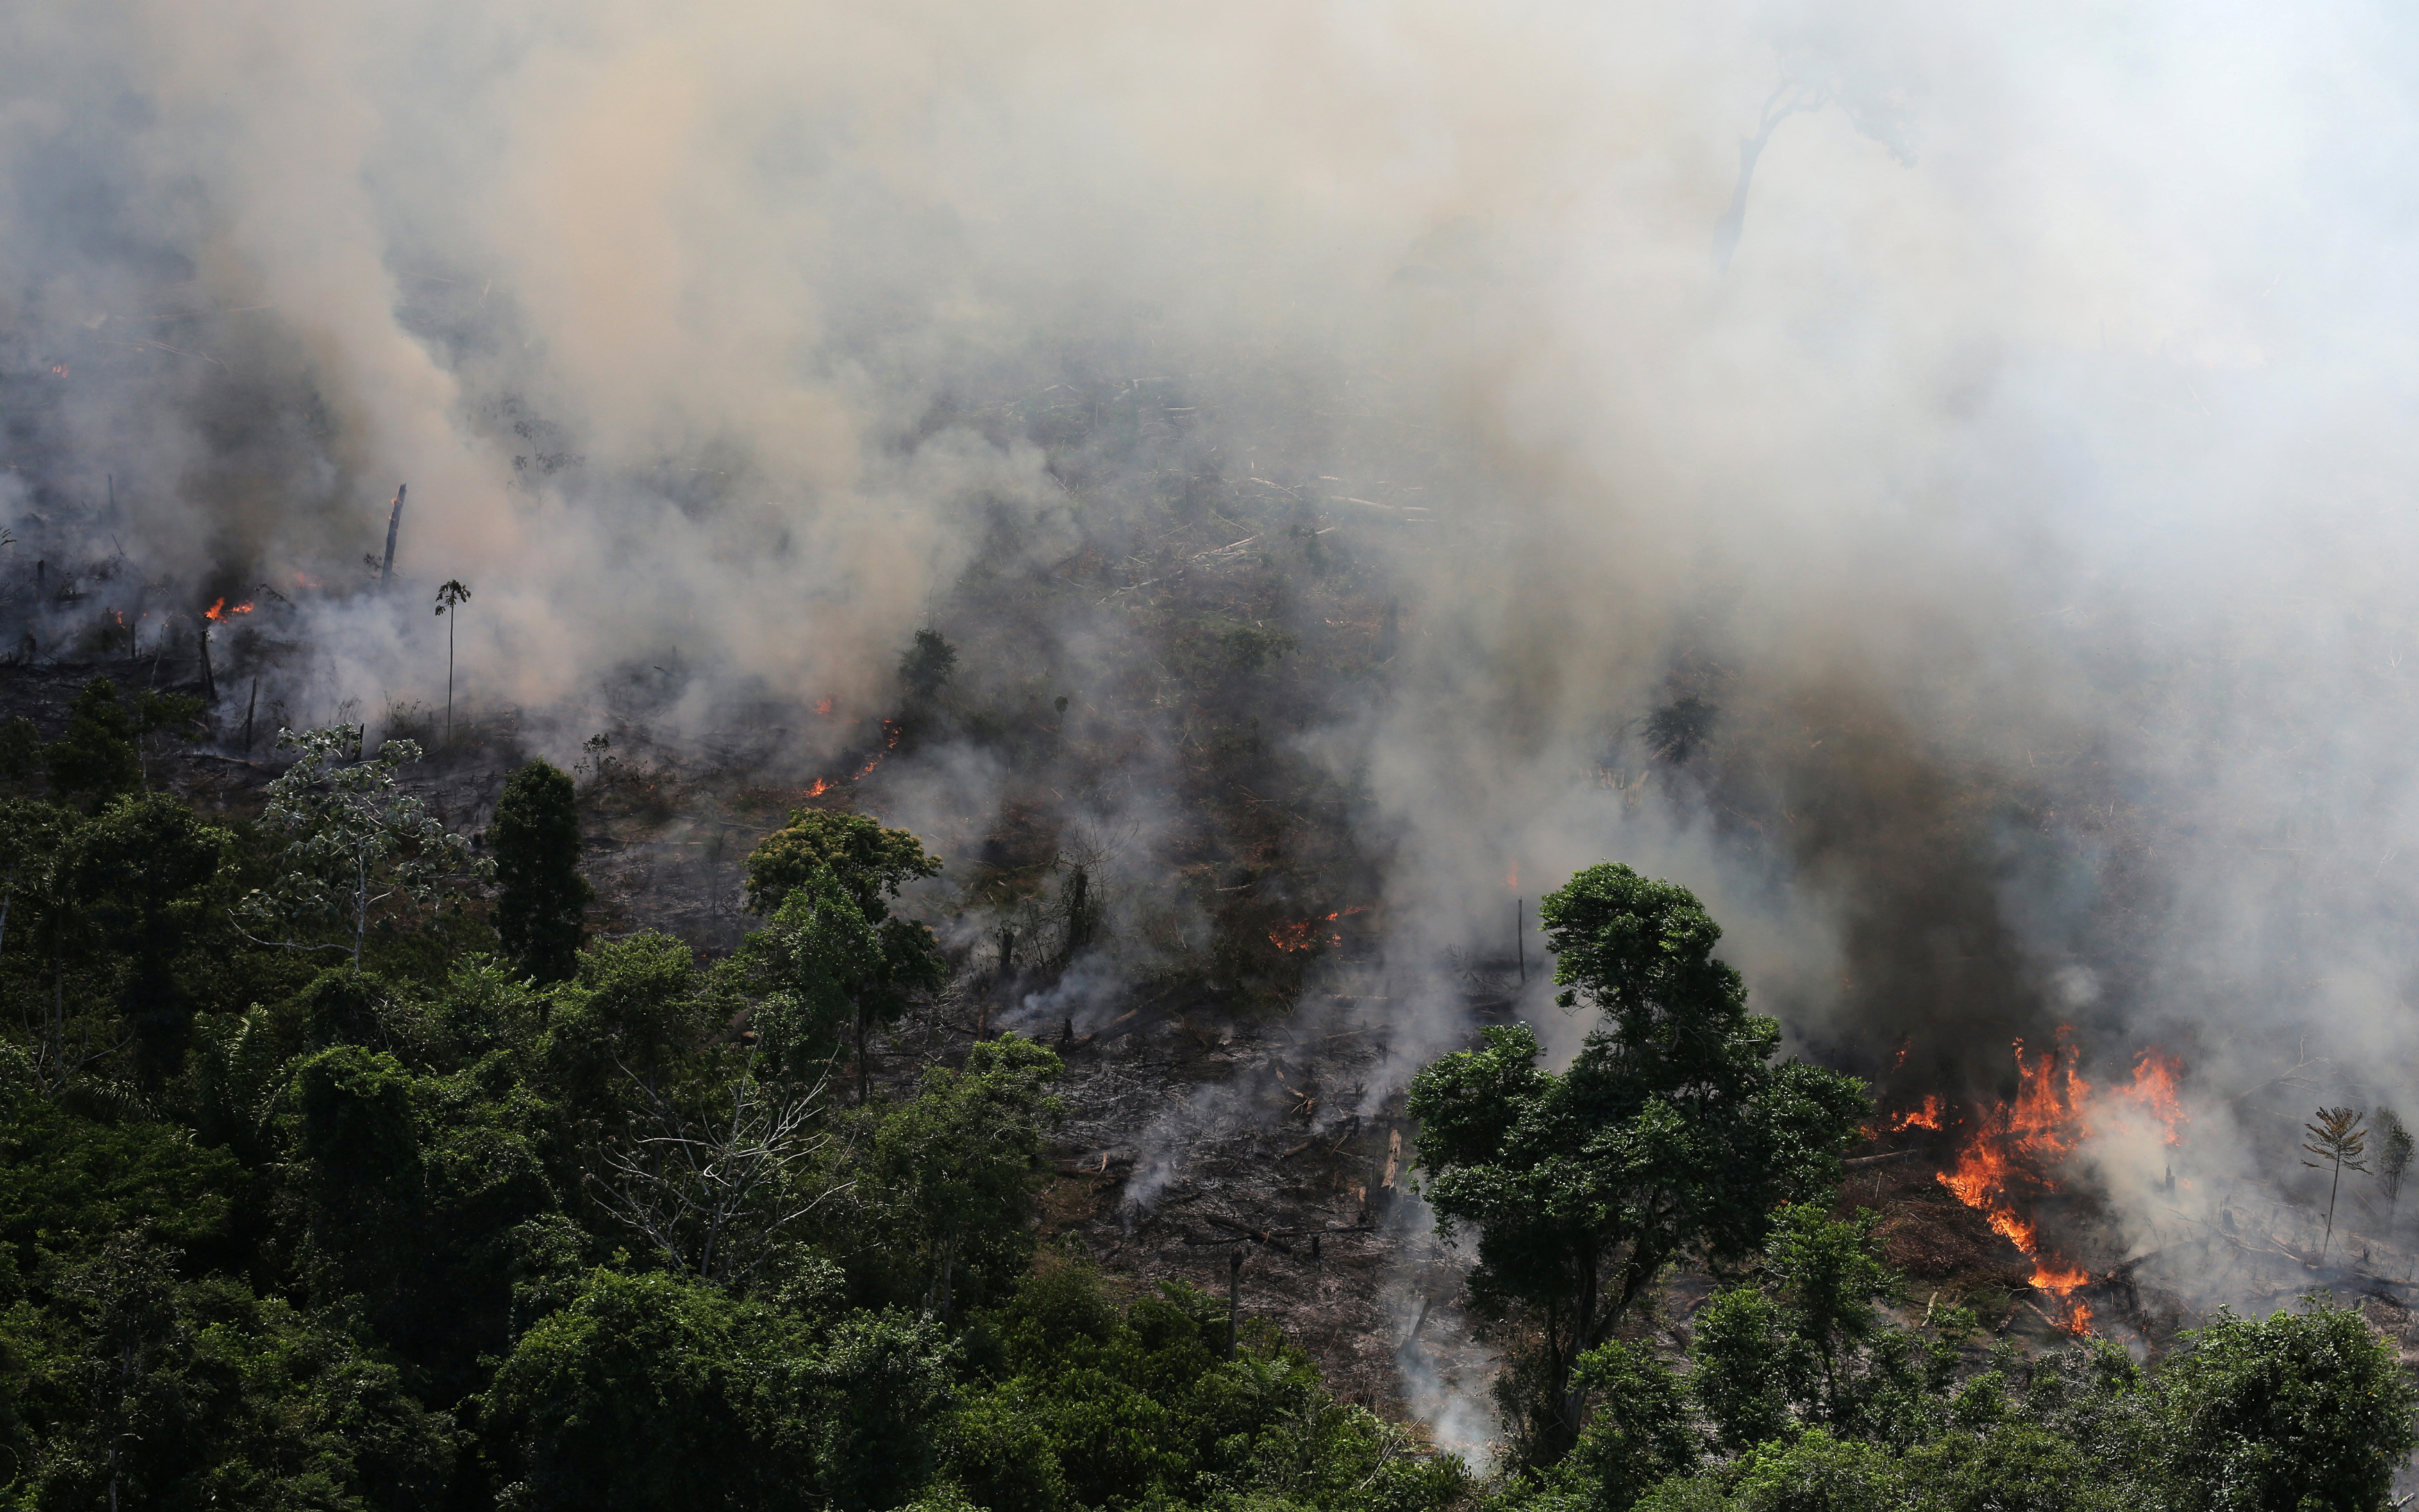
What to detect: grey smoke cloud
<box><xmin>6</xmin><ymin>0</ymin><xmax>2419</xmax><ymax>1337</ymax></box>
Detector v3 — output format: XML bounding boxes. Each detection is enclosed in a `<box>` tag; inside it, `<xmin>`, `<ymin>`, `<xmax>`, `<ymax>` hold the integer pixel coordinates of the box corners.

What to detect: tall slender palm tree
<box><xmin>433</xmin><ymin>579</ymin><xmax>472</xmax><ymax>745</ymax></box>
<box><xmin>2303</xmin><ymin>1107</ymin><xmax>2370</xmax><ymax>1264</ymax></box>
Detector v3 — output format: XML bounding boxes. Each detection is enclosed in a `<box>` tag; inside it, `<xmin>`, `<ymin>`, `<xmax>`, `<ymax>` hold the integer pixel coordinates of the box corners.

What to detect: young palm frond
<box><xmin>2302</xmin><ymin>1106</ymin><xmax>2370</xmax><ymax>1264</ymax></box>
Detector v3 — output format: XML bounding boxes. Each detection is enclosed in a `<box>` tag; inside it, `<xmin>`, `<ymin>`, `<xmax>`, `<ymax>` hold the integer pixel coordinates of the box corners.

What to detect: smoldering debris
<box><xmin>876</xmin><ymin>969</ymin><xmax>1504</xmax><ymax>1438</ymax></box>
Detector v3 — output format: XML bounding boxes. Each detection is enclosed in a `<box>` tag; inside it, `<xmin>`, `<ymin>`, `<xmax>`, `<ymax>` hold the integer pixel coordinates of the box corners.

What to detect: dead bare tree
<box><xmin>589</xmin><ymin>1057</ymin><xmax>853</xmax><ymax>1291</ymax></box>
<box><xmin>2229</xmin><ymin>1041</ymin><xmax>2334</xmax><ymax>1111</ymax></box>
<box><xmin>1052</xmin><ymin>818</ymin><xmax>1135</xmax><ymax>965</ymax></box>
<box><xmin>378</xmin><ymin>484</ymin><xmax>406</xmax><ymax>588</ymax></box>
<box><xmin>1711</xmin><ymin>45</ymin><xmax>1920</xmax><ymax>274</ymax></box>
<box><xmin>1711</xmin><ymin>78</ymin><xmax>1826</xmax><ymax>273</ymax></box>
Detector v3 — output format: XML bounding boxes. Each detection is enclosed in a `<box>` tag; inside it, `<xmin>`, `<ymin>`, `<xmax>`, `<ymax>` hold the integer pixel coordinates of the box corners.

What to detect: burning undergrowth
<box><xmin>1840</xmin><ymin>1026</ymin><xmax>2412</xmax><ymax>1361</ymax></box>
<box><xmin>1914</xmin><ymin>1036</ymin><xmax>2185</xmax><ymax>1334</ymax></box>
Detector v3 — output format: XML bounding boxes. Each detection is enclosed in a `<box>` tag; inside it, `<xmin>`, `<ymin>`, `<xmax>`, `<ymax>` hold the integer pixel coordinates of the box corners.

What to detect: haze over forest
<box><xmin>3</xmin><ymin>2</ymin><xmax>2418</xmax><ymax>1507</ymax></box>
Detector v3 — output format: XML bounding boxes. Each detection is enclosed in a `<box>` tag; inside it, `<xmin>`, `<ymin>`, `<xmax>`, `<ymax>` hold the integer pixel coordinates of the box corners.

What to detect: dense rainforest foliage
<box><xmin>0</xmin><ymin>678</ymin><xmax>2406</xmax><ymax>1511</ymax></box>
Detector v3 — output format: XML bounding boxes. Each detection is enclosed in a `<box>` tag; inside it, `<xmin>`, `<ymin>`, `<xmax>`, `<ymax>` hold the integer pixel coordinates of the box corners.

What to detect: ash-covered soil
<box><xmin>880</xmin><ymin>991</ymin><xmax>1500</xmax><ymax>1434</ymax></box>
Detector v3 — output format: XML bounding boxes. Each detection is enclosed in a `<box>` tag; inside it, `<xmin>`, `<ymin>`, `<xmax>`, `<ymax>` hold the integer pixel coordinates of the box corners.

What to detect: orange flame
<box><xmin>2115</xmin><ymin>1048</ymin><xmax>2185</xmax><ymax>1145</ymax></box>
<box><xmin>1268</xmin><ymin>905</ymin><xmax>1366</xmax><ymax>952</ymax></box>
<box><xmin>1269</xmin><ymin>921</ymin><xmax>1323</xmax><ymax>951</ymax></box>
<box><xmin>1506</xmin><ymin>862</ymin><xmax>1518</xmax><ymax>889</ymax></box>
<box><xmin>203</xmin><ymin>597</ymin><xmax>225</xmax><ymax>621</ymax></box>
<box><xmin>815</xmin><ymin>696</ymin><xmax>836</xmax><ymax>716</ymax></box>
<box><xmin>1930</xmin><ymin>1039</ymin><xmax>2188</xmax><ymax>1335</ymax></box>
<box><xmin>1889</xmin><ymin>1095</ymin><xmax>1942</xmax><ymax>1132</ymax></box>
<box><xmin>804</xmin><ymin>778</ymin><xmax>833</xmax><ymax>798</ymax></box>
<box><xmin>882</xmin><ymin>719</ymin><xmax>903</xmax><ymax>750</ymax></box>
<box><xmin>855</xmin><ymin>753</ymin><xmax>884</xmax><ymax>780</ymax></box>
<box><xmin>1936</xmin><ymin>1035</ymin><xmax>2097</xmax><ymax>1333</ymax></box>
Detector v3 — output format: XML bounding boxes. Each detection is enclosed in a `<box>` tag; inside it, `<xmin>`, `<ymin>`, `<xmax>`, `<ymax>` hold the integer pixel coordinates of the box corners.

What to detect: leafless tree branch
<box><xmin>587</xmin><ymin>1055</ymin><xmax>855</xmax><ymax>1289</ymax></box>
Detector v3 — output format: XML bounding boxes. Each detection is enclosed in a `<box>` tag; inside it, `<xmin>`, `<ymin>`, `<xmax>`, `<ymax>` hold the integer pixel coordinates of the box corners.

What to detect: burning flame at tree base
<box><xmin>1268</xmin><ymin>905</ymin><xmax>1366</xmax><ymax>951</ymax></box>
<box><xmin>1930</xmin><ymin>1036</ymin><xmax>2184</xmax><ymax>1336</ymax></box>
<box><xmin>1890</xmin><ymin>1094</ymin><xmax>1943</xmax><ymax>1132</ymax></box>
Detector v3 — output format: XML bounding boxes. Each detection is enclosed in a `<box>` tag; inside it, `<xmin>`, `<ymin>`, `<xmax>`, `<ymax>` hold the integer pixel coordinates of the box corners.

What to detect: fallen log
<box><xmin>1203</xmin><ymin>1215</ymin><xmax>1296</xmax><ymax>1255</ymax></box>
<box><xmin>1843</xmin><ymin>1148</ymin><xmax>1926</xmax><ymax>1168</ymax></box>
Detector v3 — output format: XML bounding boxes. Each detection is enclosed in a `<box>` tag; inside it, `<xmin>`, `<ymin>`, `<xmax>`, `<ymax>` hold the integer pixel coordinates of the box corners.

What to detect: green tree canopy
<box><xmin>0</xmin><ymin>714</ymin><xmax>41</xmax><ymax>789</ymax></box>
<box><xmin>1</xmin><ymin>1238</ymin><xmax>454</xmax><ymax>1511</ymax></box>
<box><xmin>291</xmin><ymin>1044</ymin><xmax>426</xmax><ymax>1313</ymax></box>
<box><xmin>898</xmin><ymin>628</ymin><xmax>960</xmax><ymax>700</ymax></box>
<box><xmin>1407</xmin><ymin>863</ymin><xmax>1867</xmax><ymax>1463</ymax></box>
<box><xmin>744</xmin><ymin>807</ymin><xmax>942</xmax><ymax>920</ymax></box>
<box><xmin>859</xmin><ymin>1034</ymin><xmax>1064</xmax><ymax>1318</ymax></box>
<box><xmin>947</xmin><ymin>1255</ymin><xmax>1467</xmax><ymax>1512</ymax></box>
<box><xmin>542</xmin><ymin>932</ymin><xmax>710</xmax><ymax>1117</ymax></box>
<box><xmin>730</xmin><ymin>871</ymin><xmax>882</xmax><ymax>1079</ymax></box>
<box><xmin>0</xmin><ymin>800</ymin><xmax>102</xmax><ymax>1094</ymax></box>
<box><xmin>68</xmin><ymin>792</ymin><xmax>229</xmax><ymax>1077</ymax></box>
<box><xmin>732</xmin><ymin>852</ymin><xmax>946</xmax><ymax>1103</ymax></box>
<box><xmin>0</xmin><ymin>1101</ymin><xmax>242</xmax><ymax>1272</ymax></box>
<box><xmin>1550</xmin><ymin>1340</ymin><xmax>1698</xmax><ymax>1511</ymax></box>
<box><xmin>43</xmin><ymin>677</ymin><xmax>141</xmax><ymax>812</ymax></box>
<box><xmin>1685</xmin><ymin>1204</ymin><xmax>1970</xmax><ymax>1462</ymax></box>
<box><xmin>2153</xmin><ymin>1297</ymin><xmax>2417</xmax><ymax>1511</ymax></box>
<box><xmin>244</xmin><ymin>726</ymin><xmax>483</xmax><ymax>968</ymax></box>
<box><xmin>1630</xmin><ymin>1297</ymin><xmax>2414</xmax><ymax>1512</ymax></box>
<box><xmin>478</xmin><ymin>1268</ymin><xmax>951</xmax><ymax>1512</ymax></box>
<box><xmin>490</xmin><ymin>759</ymin><xmax>591</xmax><ymax>984</ymax></box>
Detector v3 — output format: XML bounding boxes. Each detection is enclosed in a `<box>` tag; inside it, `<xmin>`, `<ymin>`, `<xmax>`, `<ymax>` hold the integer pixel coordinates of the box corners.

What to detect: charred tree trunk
<box><xmin>379</xmin><ymin>484</ymin><xmax>407</xmax><ymax>588</ymax></box>
<box><xmin>1062</xmin><ymin>866</ymin><xmax>1094</xmax><ymax>962</ymax></box>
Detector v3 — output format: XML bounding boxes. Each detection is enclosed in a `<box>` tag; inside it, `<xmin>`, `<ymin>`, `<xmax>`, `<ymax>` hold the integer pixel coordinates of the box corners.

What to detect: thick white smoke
<box><xmin>7</xmin><ymin>0</ymin><xmax>2419</xmax><ymax>1355</ymax></box>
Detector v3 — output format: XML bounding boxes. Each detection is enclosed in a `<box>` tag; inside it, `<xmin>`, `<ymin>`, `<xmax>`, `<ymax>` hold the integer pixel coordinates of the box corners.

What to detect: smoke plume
<box><xmin>8</xmin><ymin>0</ymin><xmax>2419</xmax><ymax>1343</ymax></box>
